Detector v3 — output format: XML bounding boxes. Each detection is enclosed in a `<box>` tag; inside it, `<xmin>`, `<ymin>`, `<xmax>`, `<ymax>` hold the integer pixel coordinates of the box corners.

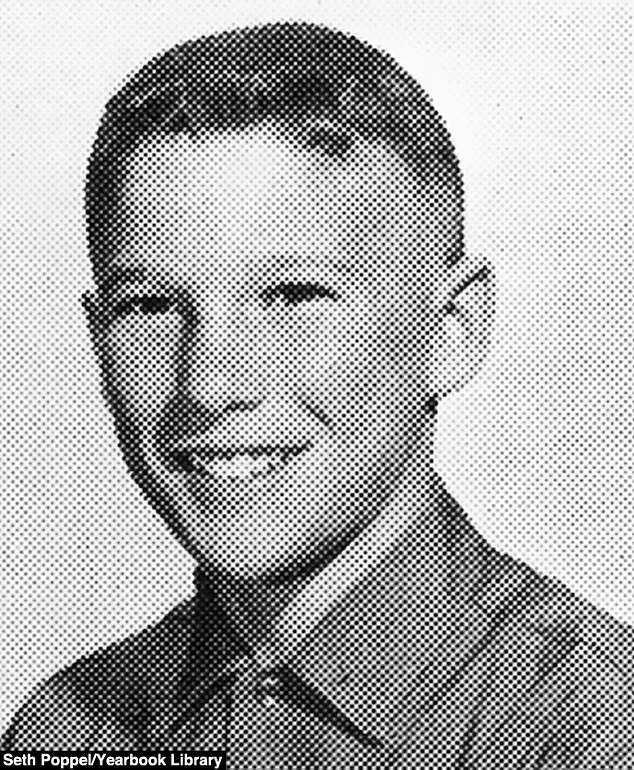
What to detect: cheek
<box><xmin>102</xmin><ymin>319</ymin><xmax>180</xmax><ymax>422</ymax></box>
<box><xmin>292</xmin><ymin>301</ymin><xmax>434</xmax><ymax>415</ymax></box>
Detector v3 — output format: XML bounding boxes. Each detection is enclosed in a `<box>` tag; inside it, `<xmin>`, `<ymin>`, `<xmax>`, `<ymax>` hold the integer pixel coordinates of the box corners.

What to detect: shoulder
<box><xmin>461</xmin><ymin>529</ymin><xmax>634</xmax><ymax>687</ymax></box>
<box><xmin>473</xmin><ymin>551</ymin><xmax>634</xmax><ymax>762</ymax></box>
<box><xmin>507</xmin><ymin>557</ymin><xmax>634</xmax><ymax>695</ymax></box>
<box><xmin>2</xmin><ymin>598</ymin><xmax>196</xmax><ymax>751</ymax></box>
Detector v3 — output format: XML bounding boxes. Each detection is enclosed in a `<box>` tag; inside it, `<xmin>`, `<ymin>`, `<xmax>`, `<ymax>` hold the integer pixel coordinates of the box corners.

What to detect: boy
<box><xmin>4</xmin><ymin>22</ymin><xmax>634</xmax><ymax>767</ymax></box>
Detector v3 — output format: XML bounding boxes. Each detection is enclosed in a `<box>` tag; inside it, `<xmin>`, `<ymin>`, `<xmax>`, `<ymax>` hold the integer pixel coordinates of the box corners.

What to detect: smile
<box><xmin>172</xmin><ymin>442</ymin><xmax>312</xmax><ymax>482</ymax></box>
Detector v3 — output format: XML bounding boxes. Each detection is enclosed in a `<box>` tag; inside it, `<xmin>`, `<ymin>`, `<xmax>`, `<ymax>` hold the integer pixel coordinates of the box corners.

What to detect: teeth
<box><xmin>184</xmin><ymin>447</ymin><xmax>304</xmax><ymax>481</ymax></box>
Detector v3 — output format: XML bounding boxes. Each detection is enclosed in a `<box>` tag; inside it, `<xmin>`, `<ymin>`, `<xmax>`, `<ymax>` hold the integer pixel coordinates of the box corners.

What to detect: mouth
<box><xmin>171</xmin><ymin>442</ymin><xmax>313</xmax><ymax>483</ymax></box>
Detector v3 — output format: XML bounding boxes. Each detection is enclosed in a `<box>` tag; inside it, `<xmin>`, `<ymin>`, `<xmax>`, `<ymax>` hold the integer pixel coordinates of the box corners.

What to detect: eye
<box><xmin>260</xmin><ymin>281</ymin><xmax>339</xmax><ymax>307</ymax></box>
<box><xmin>113</xmin><ymin>295</ymin><xmax>177</xmax><ymax>318</ymax></box>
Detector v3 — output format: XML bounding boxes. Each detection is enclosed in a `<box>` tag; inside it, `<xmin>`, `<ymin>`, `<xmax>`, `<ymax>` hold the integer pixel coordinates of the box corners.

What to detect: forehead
<box><xmin>110</xmin><ymin>124</ymin><xmax>455</xmax><ymax>274</ymax></box>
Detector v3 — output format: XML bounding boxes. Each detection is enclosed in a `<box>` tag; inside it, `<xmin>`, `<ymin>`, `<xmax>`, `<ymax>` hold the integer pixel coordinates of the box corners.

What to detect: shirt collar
<box><xmin>172</xmin><ymin>489</ymin><xmax>535</xmax><ymax>751</ymax></box>
<box><xmin>285</xmin><ymin>505</ymin><xmax>488</xmax><ymax>747</ymax></box>
<box><xmin>252</xmin><ymin>493</ymin><xmax>421</xmax><ymax>670</ymax></box>
<box><xmin>286</xmin><ymin>509</ymin><xmax>541</xmax><ymax>750</ymax></box>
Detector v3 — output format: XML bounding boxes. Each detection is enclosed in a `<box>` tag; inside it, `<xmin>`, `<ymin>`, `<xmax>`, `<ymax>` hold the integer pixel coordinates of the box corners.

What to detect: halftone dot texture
<box><xmin>4</xmin><ymin>21</ymin><xmax>634</xmax><ymax>767</ymax></box>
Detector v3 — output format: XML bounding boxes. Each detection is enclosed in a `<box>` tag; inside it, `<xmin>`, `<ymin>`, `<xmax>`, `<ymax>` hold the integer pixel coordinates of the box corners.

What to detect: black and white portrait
<box><xmin>2</xmin><ymin>2</ymin><xmax>633</xmax><ymax>767</ymax></box>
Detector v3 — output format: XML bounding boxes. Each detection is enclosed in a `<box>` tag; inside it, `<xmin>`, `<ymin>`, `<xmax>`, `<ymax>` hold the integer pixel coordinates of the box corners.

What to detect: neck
<box><xmin>211</xmin><ymin>567</ymin><xmax>315</xmax><ymax>652</ymax></box>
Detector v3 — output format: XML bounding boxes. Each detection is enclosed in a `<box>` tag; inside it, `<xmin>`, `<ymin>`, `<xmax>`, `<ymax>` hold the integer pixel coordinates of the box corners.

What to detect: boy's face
<box><xmin>93</xmin><ymin>124</ymin><xmax>457</xmax><ymax>582</ymax></box>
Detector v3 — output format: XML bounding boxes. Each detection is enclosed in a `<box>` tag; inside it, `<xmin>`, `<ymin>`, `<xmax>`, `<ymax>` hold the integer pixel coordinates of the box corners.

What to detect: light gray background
<box><xmin>2</xmin><ymin>0</ymin><xmax>632</xmax><ymax>732</ymax></box>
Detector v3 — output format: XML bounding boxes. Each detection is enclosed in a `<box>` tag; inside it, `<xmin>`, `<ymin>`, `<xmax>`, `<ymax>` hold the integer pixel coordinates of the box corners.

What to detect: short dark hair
<box><xmin>85</xmin><ymin>22</ymin><xmax>463</xmax><ymax>267</ymax></box>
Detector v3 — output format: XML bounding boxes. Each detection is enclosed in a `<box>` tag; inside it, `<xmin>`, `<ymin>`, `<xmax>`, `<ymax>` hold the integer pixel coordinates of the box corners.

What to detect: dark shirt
<box><xmin>4</xmin><ymin>513</ymin><xmax>634</xmax><ymax>767</ymax></box>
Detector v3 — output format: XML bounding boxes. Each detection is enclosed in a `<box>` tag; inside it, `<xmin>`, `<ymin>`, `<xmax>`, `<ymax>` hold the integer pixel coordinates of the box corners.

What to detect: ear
<box><xmin>429</xmin><ymin>255</ymin><xmax>495</xmax><ymax>398</ymax></box>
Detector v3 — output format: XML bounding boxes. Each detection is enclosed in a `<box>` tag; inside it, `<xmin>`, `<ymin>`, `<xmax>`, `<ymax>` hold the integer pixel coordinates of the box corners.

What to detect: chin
<box><xmin>194</xmin><ymin>538</ymin><xmax>312</xmax><ymax>585</ymax></box>
<box><xmin>184</xmin><ymin>499</ymin><xmax>348</xmax><ymax>586</ymax></box>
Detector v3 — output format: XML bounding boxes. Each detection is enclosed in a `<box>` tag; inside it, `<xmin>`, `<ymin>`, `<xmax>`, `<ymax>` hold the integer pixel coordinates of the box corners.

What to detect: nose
<box><xmin>180</xmin><ymin>300</ymin><xmax>267</xmax><ymax>416</ymax></box>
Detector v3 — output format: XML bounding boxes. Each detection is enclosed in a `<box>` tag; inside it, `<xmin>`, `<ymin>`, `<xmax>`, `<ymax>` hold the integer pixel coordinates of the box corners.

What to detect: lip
<box><xmin>170</xmin><ymin>441</ymin><xmax>313</xmax><ymax>483</ymax></box>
